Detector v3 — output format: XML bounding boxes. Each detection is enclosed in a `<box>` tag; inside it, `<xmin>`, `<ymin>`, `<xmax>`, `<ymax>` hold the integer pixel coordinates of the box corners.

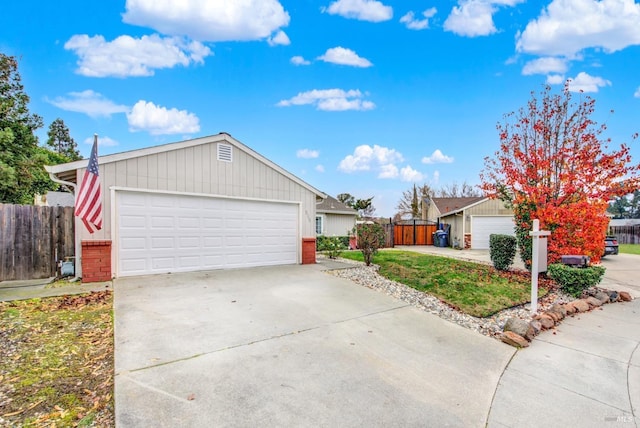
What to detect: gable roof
<box><xmin>432</xmin><ymin>197</ymin><xmax>486</xmax><ymax>216</ymax></box>
<box><xmin>44</xmin><ymin>133</ymin><xmax>326</xmax><ymax>200</ymax></box>
<box><xmin>317</xmin><ymin>195</ymin><xmax>358</xmax><ymax>215</ymax></box>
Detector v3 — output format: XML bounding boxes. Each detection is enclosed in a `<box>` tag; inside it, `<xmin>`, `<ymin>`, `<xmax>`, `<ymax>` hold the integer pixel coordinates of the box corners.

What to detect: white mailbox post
<box><xmin>529</xmin><ymin>219</ymin><xmax>550</xmax><ymax>314</ymax></box>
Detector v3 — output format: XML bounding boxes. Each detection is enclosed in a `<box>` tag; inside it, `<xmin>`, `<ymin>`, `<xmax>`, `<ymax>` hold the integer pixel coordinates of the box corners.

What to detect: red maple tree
<box><xmin>480</xmin><ymin>84</ymin><xmax>639</xmax><ymax>267</ymax></box>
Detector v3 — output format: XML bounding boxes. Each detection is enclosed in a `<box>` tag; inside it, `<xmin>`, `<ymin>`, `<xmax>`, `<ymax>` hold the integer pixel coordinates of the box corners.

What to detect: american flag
<box><xmin>75</xmin><ymin>135</ymin><xmax>102</xmax><ymax>233</ymax></box>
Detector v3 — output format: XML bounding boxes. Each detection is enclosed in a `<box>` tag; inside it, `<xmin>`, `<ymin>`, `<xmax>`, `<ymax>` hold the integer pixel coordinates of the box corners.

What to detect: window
<box><xmin>315</xmin><ymin>216</ymin><xmax>323</xmax><ymax>235</ymax></box>
<box><xmin>217</xmin><ymin>143</ymin><xmax>233</xmax><ymax>162</ymax></box>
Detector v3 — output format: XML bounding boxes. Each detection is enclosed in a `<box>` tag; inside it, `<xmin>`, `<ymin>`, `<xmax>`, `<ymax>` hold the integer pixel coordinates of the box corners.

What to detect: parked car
<box><xmin>604</xmin><ymin>235</ymin><xmax>619</xmax><ymax>256</ymax></box>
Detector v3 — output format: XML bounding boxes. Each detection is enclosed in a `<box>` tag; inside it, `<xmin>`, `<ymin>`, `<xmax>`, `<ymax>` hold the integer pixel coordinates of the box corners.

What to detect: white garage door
<box><xmin>116</xmin><ymin>191</ymin><xmax>299</xmax><ymax>277</ymax></box>
<box><xmin>471</xmin><ymin>216</ymin><xmax>515</xmax><ymax>249</ymax></box>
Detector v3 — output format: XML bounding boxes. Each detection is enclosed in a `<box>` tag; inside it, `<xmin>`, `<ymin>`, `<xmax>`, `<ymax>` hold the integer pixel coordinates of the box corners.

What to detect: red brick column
<box><xmin>464</xmin><ymin>233</ymin><xmax>472</xmax><ymax>249</ymax></box>
<box><xmin>81</xmin><ymin>240</ymin><xmax>112</xmax><ymax>283</ymax></box>
<box><xmin>301</xmin><ymin>237</ymin><xmax>316</xmax><ymax>264</ymax></box>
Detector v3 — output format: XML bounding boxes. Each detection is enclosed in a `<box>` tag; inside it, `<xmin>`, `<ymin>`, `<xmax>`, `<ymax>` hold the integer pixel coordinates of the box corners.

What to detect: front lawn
<box><xmin>619</xmin><ymin>244</ymin><xmax>640</xmax><ymax>255</ymax></box>
<box><xmin>340</xmin><ymin>250</ymin><xmax>549</xmax><ymax>317</ymax></box>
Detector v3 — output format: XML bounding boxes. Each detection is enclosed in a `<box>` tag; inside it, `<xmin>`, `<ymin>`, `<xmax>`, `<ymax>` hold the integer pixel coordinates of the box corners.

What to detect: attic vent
<box><xmin>217</xmin><ymin>143</ymin><xmax>233</xmax><ymax>162</ymax></box>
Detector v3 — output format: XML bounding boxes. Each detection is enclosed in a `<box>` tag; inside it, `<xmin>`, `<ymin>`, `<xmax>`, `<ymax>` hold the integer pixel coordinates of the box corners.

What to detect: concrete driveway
<box><xmin>114</xmin><ymin>262</ymin><xmax>514</xmax><ymax>427</ymax></box>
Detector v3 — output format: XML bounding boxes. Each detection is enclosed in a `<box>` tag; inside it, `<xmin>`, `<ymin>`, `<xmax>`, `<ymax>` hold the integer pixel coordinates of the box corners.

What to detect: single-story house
<box><xmin>423</xmin><ymin>197</ymin><xmax>515</xmax><ymax>249</ymax></box>
<box><xmin>315</xmin><ymin>195</ymin><xmax>358</xmax><ymax>236</ymax></box>
<box><xmin>45</xmin><ymin>133</ymin><xmax>326</xmax><ymax>282</ymax></box>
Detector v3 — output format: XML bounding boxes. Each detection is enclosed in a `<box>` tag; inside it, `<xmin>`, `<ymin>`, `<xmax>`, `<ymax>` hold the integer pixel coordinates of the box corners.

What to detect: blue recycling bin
<box><xmin>435</xmin><ymin>231</ymin><xmax>448</xmax><ymax>247</ymax></box>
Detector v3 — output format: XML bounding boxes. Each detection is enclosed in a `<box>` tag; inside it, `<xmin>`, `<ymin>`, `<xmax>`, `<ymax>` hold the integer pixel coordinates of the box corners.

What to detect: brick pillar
<box><xmin>81</xmin><ymin>240</ymin><xmax>112</xmax><ymax>283</ymax></box>
<box><xmin>464</xmin><ymin>233</ymin><xmax>472</xmax><ymax>249</ymax></box>
<box><xmin>301</xmin><ymin>237</ymin><xmax>316</xmax><ymax>264</ymax></box>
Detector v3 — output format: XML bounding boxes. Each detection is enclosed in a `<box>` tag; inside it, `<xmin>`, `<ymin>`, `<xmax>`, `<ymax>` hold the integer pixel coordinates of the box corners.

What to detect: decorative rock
<box><xmin>501</xmin><ymin>331</ymin><xmax>529</xmax><ymax>348</ymax></box>
<box><xmin>607</xmin><ymin>291</ymin><xmax>619</xmax><ymax>302</ymax></box>
<box><xmin>549</xmin><ymin>303</ymin><xmax>567</xmax><ymax>320</ymax></box>
<box><xmin>586</xmin><ymin>296</ymin><xmax>603</xmax><ymax>308</ymax></box>
<box><xmin>619</xmin><ymin>291</ymin><xmax>633</xmax><ymax>302</ymax></box>
<box><xmin>538</xmin><ymin>314</ymin><xmax>555</xmax><ymax>329</ymax></box>
<box><xmin>544</xmin><ymin>311</ymin><xmax>560</xmax><ymax>323</ymax></box>
<box><xmin>594</xmin><ymin>291</ymin><xmax>610</xmax><ymax>304</ymax></box>
<box><xmin>529</xmin><ymin>320</ymin><xmax>542</xmax><ymax>336</ymax></box>
<box><xmin>572</xmin><ymin>299</ymin><xmax>590</xmax><ymax>312</ymax></box>
<box><xmin>503</xmin><ymin>317</ymin><xmax>535</xmax><ymax>341</ymax></box>
<box><xmin>564</xmin><ymin>302</ymin><xmax>578</xmax><ymax>315</ymax></box>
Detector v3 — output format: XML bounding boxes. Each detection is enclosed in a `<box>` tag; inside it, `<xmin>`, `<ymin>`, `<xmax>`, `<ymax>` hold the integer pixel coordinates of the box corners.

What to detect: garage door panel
<box><xmin>471</xmin><ymin>216</ymin><xmax>515</xmax><ymax>249</ymax></box>
<box><xmin>117</xmin><ymin>191</ymin><xmax>299</xmax><ymax>276</ymax></box>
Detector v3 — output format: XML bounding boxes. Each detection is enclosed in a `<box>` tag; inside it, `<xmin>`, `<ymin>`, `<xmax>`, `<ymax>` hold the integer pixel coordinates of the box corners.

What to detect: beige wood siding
<box><xmin>464</xmin><ymin>199</ymin><xmax>513</xmax><ymax>232</ymax></box>
<box><xmin>320</xmin><ymin>213</ymin><xmax>357</xmax><ymax>236</ymax></box>
<box><xmin>76</xmin><ymin>141</ymin><xmax>317</xmax><ymax>242</ymax></box>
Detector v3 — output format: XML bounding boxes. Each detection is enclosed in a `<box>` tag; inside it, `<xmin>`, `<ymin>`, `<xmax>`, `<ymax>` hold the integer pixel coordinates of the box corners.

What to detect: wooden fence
<box><xmin>0</xmin><ymin>204</ymin><xmax>75</xmax><ymax>281</ymax></box>
<box><xmin>609</xmin><ymin>225</ymin><xmax>640</xmax><ymax>244</ymax></box>
<box><xmin>393</xmin><ymin>220</ymin><xmax>437</xmax><ymax>246</ymax></box>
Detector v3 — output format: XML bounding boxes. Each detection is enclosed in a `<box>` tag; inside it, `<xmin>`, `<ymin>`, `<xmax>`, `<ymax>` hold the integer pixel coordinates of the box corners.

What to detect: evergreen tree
<box><xmin>47</xmin><ymin>118</ymin><xmax>81</xmax><ymax>161</ymax></box>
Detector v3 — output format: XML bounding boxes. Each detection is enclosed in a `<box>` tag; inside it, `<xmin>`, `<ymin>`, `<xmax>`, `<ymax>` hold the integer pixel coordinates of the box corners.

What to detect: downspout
<box><xmin>46</xmin><ymin>168</ymin><xmax>82</xmax><ymax>282</ymax></box>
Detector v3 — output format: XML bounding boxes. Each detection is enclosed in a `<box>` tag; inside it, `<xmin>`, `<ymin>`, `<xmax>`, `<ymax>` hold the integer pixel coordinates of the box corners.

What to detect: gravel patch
<box><xmin>325</xmin><ymin>256</ymin><xmax>573</xmax><ymax>339</ymax></box>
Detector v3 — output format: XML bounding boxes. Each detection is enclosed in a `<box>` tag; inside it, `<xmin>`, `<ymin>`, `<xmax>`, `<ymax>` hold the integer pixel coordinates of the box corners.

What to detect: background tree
<box><xmin>481</xmin><ymin>83</ymin><xmax>639</xmax><ymax>267</ymax></box>
<box><xmin>353</xmin><ymin>197</ymin><xmax>376</xmax><ymax>219</ymax></box>
<box><xmin>436</xmin><ymin>180</ymin><xmax>481</xmax><ymax>197</ymax></box>
<box><xmin>47</xmin><ymin>118</ymin><xmax>81</xmax><ymax>161</ymax></box>
<box><xmin>607</xmin><ymin>196</ymin><xmax>629</xmax><ymax>218</ymax></box>
<box><xmin>337</xmin><ymin>193</ymin><xmax>355</xmax><ymax>207</ymax></box>
<box><xmin>395</xmin><ymin>183</ymin><xmax>434</xmax><ymax>219</ymax></box>
<box><xmin>0</xmin><ymin>53</ymin><xmax>62</xmax><ymax>204</ymax></box>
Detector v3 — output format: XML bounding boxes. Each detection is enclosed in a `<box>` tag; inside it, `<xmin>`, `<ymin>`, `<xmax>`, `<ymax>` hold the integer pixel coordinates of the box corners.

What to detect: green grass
<box><xmin>340</xmin><ymin>250</ymin><xmax>547</xmax><ymax>318</ymax></box>
<box><xmin>619</xmin><ymin>244</ymin><xmax>640</xmax><ymax>255</ymax></box>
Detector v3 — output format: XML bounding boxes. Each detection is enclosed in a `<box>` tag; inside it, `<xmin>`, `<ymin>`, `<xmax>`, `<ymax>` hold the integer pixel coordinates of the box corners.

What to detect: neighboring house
<box><xmin>316</xmin><ymin>195</ymin><xmax>358</xmax><ymax>236</ymax></box>
<box><xmin>45</xmin><ymin>133</ymin><xmax>325</xmax><ymax>282</ymax></box>
<box><xmin>609</xmin><ymin>218</ymin><xmax>640</xmax><ymax>227</ymax></box>
<box><xmin>423</xmin><ymin>197</ymin><xmax>514</xmax><ymax>249</ymax></box>
<box><xmin>34</xmin><ymin>191</ymin><xmax>75</xmax><ymax>207</ymax></box>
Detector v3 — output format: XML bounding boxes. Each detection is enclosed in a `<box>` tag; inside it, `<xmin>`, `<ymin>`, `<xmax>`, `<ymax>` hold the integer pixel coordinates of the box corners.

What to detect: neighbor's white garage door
<box><xmin>470</xmin><ymin>216</ymin><xmax>515</xmax><ymax>249</ymax></box>
<box><xmin>116</xmin><ymin>191</ymin><xmax>299</xmax><ymax>277</ymax></box>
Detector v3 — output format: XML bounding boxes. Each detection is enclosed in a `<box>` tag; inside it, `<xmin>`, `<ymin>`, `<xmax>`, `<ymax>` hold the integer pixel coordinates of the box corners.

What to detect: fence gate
<box><xmin>0</xmin><ymin>204</ymin><xmax>75</xmax><ymax>281</ymax></box>
<box><xmin>393</xmin><ymin>220</ymin><xmax>437</xmax><ymax>246</ymax></box>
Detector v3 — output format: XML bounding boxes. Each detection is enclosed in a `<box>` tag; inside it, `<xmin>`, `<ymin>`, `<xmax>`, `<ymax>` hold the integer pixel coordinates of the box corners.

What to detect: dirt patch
<box><xmin>0</xmin><ymin>291</ymin><xmax>113</xmax><ymax>427</ymax></box>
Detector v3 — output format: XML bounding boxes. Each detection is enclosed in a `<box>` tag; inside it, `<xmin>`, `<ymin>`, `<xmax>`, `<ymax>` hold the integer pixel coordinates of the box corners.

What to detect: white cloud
<box><xmin>522</xmin><ymin>57</ymin><xmax>568</xmax><ymax>75</ymax></box>
<box><xmin>291</xmin><ymin>56</ymin><xmax>311</xmax><ymax>65</ymax></box>
<box><xmin>338</xmin><ymin>144</ymin><xmax>404</xmax><ymax>174</ymax></box>
<box><xmin>546</xmin><ymin>74</ymin><xmax>565</xmax><ymax>85</ymax></box>
<box><xmin>421</xmin><ymin>149</ymin><xmax>454</xmax><ymax>164</ymax></box>
<box><xmin>635</xmin><ymin>87</ymin><xmax>640</xmax><ymax>98</ymax></box>
<box><xmin>47</xmin><ymin>90</ymin><xmax>129</xmax><ymax>118</ymax></box>
<box><xmin>123</xmin><ymin>0</ymin><xmax>290</xmax><ymax>42</ymax></box>
<box><xmin>268</xmin><ymin>30</ymin><xmax>290</xmax><ymax>46</ymax></box>
<box><xmin>444</xmin><ymin>0</ymin><xmax>523</xmax><ymax>37</ymax></box>
<box><xmin>317</xmin><ymin>47</ymin><xmax>373</xmax><ymax>67</ymax></box>
<box><xmin>315</xmin><ymin>165</ymin><xmax>325</xmax><ymax>173</ymax></box>
<box><xmin>322</xmin><ymin>0</ymin><xmax>393</xmax><ymax>22</ymax></box>
<box><xmin>516</xmin><ymin>0</ymin><xmax>640</xmax><ymax>58</ymax></box>
<box><xmin>297</xmin><ymin>149</ymin><xmax>319</xmax><ymax>159</ymax></box>
<box><xmin>400</xmin><ymin>8</ymin><xmax>437</xmax><ymax>30</ymax></box>
<box><xmin>567</xmin><ymin>72</ymin><xmax>611</xmax><ymax>93</ymax></box>
<box><xmin>277</xmin><ymin>89</ymin><xmax>375</xmax><ymax>111</ymax></box>
<box><xmin>400</xmin><ymin>166</ymin><xmax>424</xmax><ymax>182</ymax></box>
<box><xmin>65</xmin><ymin>34</ymin><xmax>211</xmax><ymax>77</ymax></box>
<box><xmin>379</xmin><ymin>164</ymin><xmax>399</xmax><ymax>179</ymax></box>
<box><xmin>84</xmin><ymin>136</ymin><xmax>119</xmax><ymax>147</ymax></box>
<box><xmin>127</xmin><ymin>101</ymin><xmax>200</xmax><ymax>135</ymax></box>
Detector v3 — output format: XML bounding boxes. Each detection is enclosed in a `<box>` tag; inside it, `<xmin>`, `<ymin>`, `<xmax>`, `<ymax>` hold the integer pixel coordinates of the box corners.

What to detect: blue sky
<box><xmin>2</xmin><ymin>0</ymin><xmax>639</xmax><ymax>217</ymax></box>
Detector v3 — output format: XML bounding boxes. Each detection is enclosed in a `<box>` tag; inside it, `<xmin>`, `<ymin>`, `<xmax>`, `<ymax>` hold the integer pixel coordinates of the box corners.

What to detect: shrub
<box><xmin>317</xmin><ymin>236</ymin><xmax>346</xmax><ymax>259</ymax></box>
<box><xmin>547</xmin><ymin>263</ymin><xmax>606</xmax><ymax>297</ymax></box>
<box><xmin>489</xmin><ymin>234</ymin><xmax>517</xmax><ymax>271</ymax></box>
<box><xmin>356</xmin><ymin>223</ymin><xmax>386</xmax><ymax>266</ymax></box>
<box><xmin>316</xmin><ymin>236</ymin><xmax>349</xmax><ymax>252</ymax></box>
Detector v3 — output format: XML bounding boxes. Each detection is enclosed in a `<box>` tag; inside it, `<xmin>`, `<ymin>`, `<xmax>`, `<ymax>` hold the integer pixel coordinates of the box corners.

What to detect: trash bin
<box><xmin>432</xmin><ymin>232</ymin><xmax>439</xmax><ymax>247</ymax></box>
<box><xmin>435</xmin><ymin>231</ymin><xmax>448</xmax><ymax>248</ymax></box>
